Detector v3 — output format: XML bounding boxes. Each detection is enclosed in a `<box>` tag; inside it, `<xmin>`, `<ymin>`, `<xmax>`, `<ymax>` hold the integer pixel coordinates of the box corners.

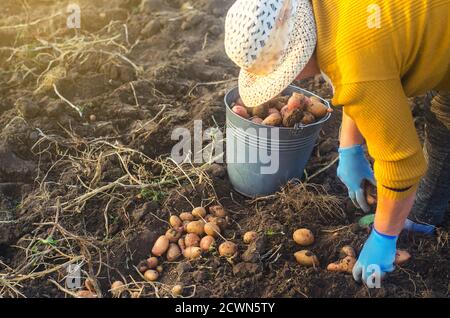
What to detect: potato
<box><xmin>110</xmin><ymin>281</ymin><xmax>125</xmax><ymax>297</ymax></box>
<box><xmin>167</xmin><ymin>243</ymin><xmax>182</xmax><ymax>262</ymax></box>
<box><xmin>287</xmin><ymin>92</ymin><xmax>307</xmax><ymax>111</ymax></box>
<box><xmin>210</xmin><ymin>216</ymin><xmax>228</xmax><ymax>230</ymax></box>
<box><xmin>293</xmin><ymin>228</ymin><xmax>315</xmax><ymax>246</ymax></box>
<box><xmin>144</xmin><ymin>270</ymin><xmax>159</xmax><ymax>282</ymax></box>
<box><xmin>76</xmin><ymin>290</ymin><xmax>97</xmax><ymax>298</ymax></box>
<box><xmin>280</xmin><ymin>105</ymin><xmax>289</xmax><ymax>118</ymax></box>
<box><xmin>340</xmin><ymin>246</ymin><xmax>356</xmax><ymax>258</ymax></box>
<box><xmin>364</xmin><ymin>181</ymin><xmax>377</xmax><ymax>206</ymax></box>
<box><xmin>232</xmin><ymin>105</ymin><xmax>250</xmax><ymax>119</ymax></box>
<box><xmin>252</xmin><ymin>103</ymin><xmax>269</xmax><ymax>119</ymax></box>
<box><xmin>262</xmin><ymin>113</ymin><xmax>282</xmax><ymax>126</ymax></box>
<box><xmin>268</xmin><ymin>108</ymin><xmax>280</xmax><ymax>115</ymax></box>
<box><xmin>186</xmin><ymin>221</ymin><xmax>205</xmax><ymax>235</ymax></box>
<box><xmin>310</xmin><ymin>96</ymin><xmax>321</xmax><ymax>104</ymax></box>
<box><xmin>204</xmin><ymin>222</ymin><xmax>221</xmax><ymax>237</ymax></box>
<box><xmin>327</xmin><ymin>256</ymin><xmax>356</xmax><ymax>274</ymax></box>
<box><xmin>200</xmin><ymin>235</ymin><xmax>216</xmax><ymax>251</ymax></box>
<box><xmin>172</xmin><ymin>285</ymin><xmax>183</xmax><ymax>297</ymax></box>
<box><xmin>180</xmin><ymin>212</ymin><xmax>194</xmax><ymax>222</ymax></box>
<box><xmin>282</xmin><ymin>108</ymin><xmax>304</xmax><ymax>127</ymax></box>
<box><xmin>156</xmin><ymin>265</ymin><xmax>164</xmax><ymax>273</ymax></box>
<box><xmin>165</xmin><ymin>228</ymin><xmax>182</xmax><ymax>243</ymax></box>
<box><xmin>185</xmin><ymin>233</ymin><xmax>201</xmax><ymax>247</ymax></box>
<box><xmin>209</xmin><ymin>205</ymin><xmax>227</xmax><ymax>217</ymax></box>
<box><xmin>138</xmin><ymin>260</ymin><xmax>149</xmax><ymax>273</ymax></box>
<box><xmin>170</xmin><ymin>215</ymin><xmax>183</xmax><ymax>228</ymax></box>
<box><xmin>146</xmin><ymin>256</ymin><xmax>158</xmax><ymax>269</ymax></box>
<box><xmin>183</xmin><ymin>246</ymin><xmax>202</xmax><ymax>260</ymax></box>
<box><xmin>84</xmin><ymin>278</ymin><xmax>95</xmax><ymax>292</ymax></box>
<box><xmin>243</xmin><ymin>231</ymin><xmax>258</xmax><ymax>244</ymax></box>
<box><xmin>301</xmin><ymin>111</ymin><xmax>316</xmax><ymax>125</ymax></box>
<box><xmin>294</xmin><ymin>250</ymin><xmax>319</xmax><ymax>267</ymax></box>
<box><xmin>251</xmin><ymin>117</ymin><xmax>264</xmax><ymax>124</ymax></box>
<box><xmin>395</xmin><ymin>249</ymin><xmax>411</xmax><ymax>265</ymax></box>
<box><xmin>152</xmin><ymin>235</ymin><xmax>170</xmax><ymax>256</ymax></box>
<box><xmin>178</xmin><ymin>238</ymin><xmax>186</xmax><ymax>251</ymax></box>
<box><xmin>219</xmin><ymin>241</ymin><xmax>237</xmax><ymax>257</ymax></box>
<box><xmin>307</xmin><ymin>101</ymin><xmax>329</xmax><ymax>119</ymax></box>
<box><xmin>192</xmin><ymin>207</ymin><xmax>207</xmax><ymax>218</ymax></box>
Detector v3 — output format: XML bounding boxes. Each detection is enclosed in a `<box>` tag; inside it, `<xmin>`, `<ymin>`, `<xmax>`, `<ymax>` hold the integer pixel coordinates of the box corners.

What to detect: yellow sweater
<box><xmin>312</xmin><ymin>0</ymin><xmax>450</xmax><ymax>199</ymax></box>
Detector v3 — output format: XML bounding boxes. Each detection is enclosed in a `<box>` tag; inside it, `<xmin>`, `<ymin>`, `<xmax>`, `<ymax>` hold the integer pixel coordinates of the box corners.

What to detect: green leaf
<box><xmin>358</xmin><ymin>214</ymin><xmax>375</xmax><ymax>228</ymax></box>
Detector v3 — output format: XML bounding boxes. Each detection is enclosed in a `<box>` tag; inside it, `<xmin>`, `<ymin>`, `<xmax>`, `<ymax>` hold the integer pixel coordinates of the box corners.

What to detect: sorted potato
<box><xmin>268</xmin><ymin>108</ymin><xmax>280</xmax><ymax>115</ymax></box>
<box><xmin>395</xmin><ymin>250</ymin><xmax>411</xmax><ymax>265</ymax></box>
<box><xmin>192</xmin><ymin>207</ymin><xmax>207</xmax><ymax>218</ymax></box>
<box><xmin>262</xmin><ymin>112</ymin><xmax>282</xmax><ymax>126</ymax></box>
<box><xmin>144</xmin><ymin>270</ymin><xmax>159</xmax><ymax>282</ymax></box>
<box><xmin>327</xmin><ymin>256</ymin><xmax>356</xmax><ymax>274</ymax></box>
<box><xmin>252</xmin><ymin>103</ymin><xmax>269</xmax><ymax>119</ymax></box>
<box><xmin>340</xmin><ymin>246</ymin><xmax>356</xmax><ymax>258</ymax></box>
<box><xmin>219</xmin><ymin>241</ymin><xmax>237</xmax><ymax>257</ymax></box>
<box><xmin>251</xmin><ymin>116</ymin><xmax>264</xmax><ymax>124</ymax></box>
<box><xmin>179</xmin><ymin>212</ymin><xmax>194</xmax><ymax>222</ymax></box>
<box><xmin>294</xmin><ymin>250</ymin><xmax>319</xmax><ymax>267</ymax></box>
<box><xmin>186</xmin><ymin>221</ymin><xmax>205</xmax><ymax>235</ymax></box>
<box><xmin>204</xmin><ymin>222</ymin><xmax>221</xmax><ymax>237</ymax></box>
<box><xmin>243</xmin><ymin>231</ymin><xmax>258</xmax><ymax>244</ymax></box>
<box><xmin>171</xmin><ymin>285</ymin><xmax>183</xmax><ymax>297</ymax></box>
<box><xmin>209</xmin><ymin>205</ymin><xmax>227</xmax><ymax>218</ymax></box>
<box><xmin>301</xmin><ymin>111</ymin><xmax>315</xmax><ymax>125</ymax></box>
<box><xmin>146</xmin><ymin>257</ymin><xmax>158</xmax><ymax>269</ymax></box>
<box><xmin>167</xmin><ymin>243</ymin><xmax>182</xmax><ymax>261</ymax></box>
<box><xmin>110</xmin><ymin>281</ymin><xmax>125</xmax><ymax>297</ymax></box>
<box><xmin>152</xmin><ymin>235</ymin><xmax>170</xmax><ymax>256</ymax></box>
<box><xmin>185</xmin><ymin>233</ymin><xmax>201</xmax><ymax>247</ymax></box>
<box><xmin>282</xmin><ymin>108</ymin><xmax>304</xmax><ymax>127</ymax></box>
<box><xmin>287</xmin><ymin>92</ymin><xmax>306</xmax><ymax>111</ymax></box>
<box><xmin>183</xmin><ymin>246</ymin><xmax>202</xmax><ymax>260</ymax></box>
<box><xmin>307</xmin><ymin>100</ymin><xmax>329</xmax><ymax>119</ymax></box>
<box><xmin>170</xmin><ymin>215</ymin><xmax>183</xmax><ymax>228</ymax></box>
<box><xmin>166</xmin><ymin>228</ymin><xmax>182</xmax><ymax>243</ymax></box>
<box><xmin>200</xmin><ymin>235</ymin><xmax>216</xmax><ymax>251</ymax></box>
<box><xmin>232</xmin><ymin>105</ymin><xmax>250</xmax><ymax>119</ymax></box>
<box><xmin>293</xmin><ymin>228</ymin><xmax>315</xmax><ymax>246</ymax></box>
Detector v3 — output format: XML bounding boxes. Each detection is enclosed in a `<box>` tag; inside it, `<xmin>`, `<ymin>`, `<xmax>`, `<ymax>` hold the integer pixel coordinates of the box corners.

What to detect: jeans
<box><xmin>411</xmin><ymin>92</ymin><xmax>450</xmax><ymax>225</ymax></box>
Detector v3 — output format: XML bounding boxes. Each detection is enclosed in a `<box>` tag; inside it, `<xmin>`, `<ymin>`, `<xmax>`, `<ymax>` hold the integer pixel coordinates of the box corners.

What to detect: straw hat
<box><xmin>225</xmin><ymin>0</ymin><xmax>317</xmax><ymax>107</ymax></box>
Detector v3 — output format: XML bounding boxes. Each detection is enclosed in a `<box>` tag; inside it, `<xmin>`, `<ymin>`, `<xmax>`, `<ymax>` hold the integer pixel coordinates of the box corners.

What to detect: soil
<box><xmin>0</xmin><ymin>0</ymin><xmax>448</xmax><ymax>298</ymax></box>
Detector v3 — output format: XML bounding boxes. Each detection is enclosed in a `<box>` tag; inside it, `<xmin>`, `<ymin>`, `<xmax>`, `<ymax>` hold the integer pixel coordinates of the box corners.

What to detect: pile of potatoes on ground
<box><xmin>232</xmin><ymin>92</ymin><xmax>333</xmax><ymax>127</ymax></box>
<box><xmin>292</xmin><ymin>228</ymin><xmax>412</xmax><ymax>273</ymax></box>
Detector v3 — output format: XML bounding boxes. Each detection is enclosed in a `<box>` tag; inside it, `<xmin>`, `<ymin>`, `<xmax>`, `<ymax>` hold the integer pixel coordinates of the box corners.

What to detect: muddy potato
<box><xmin>395</xmin><ymin>250</ymin><xmax>411</xmax><ymax>265</ymax></box>
<box><xmin>282</xmin><ymin>108</ymin><xmax>304</xmax><ymax>127</ymax></box>
<box><xmin>200</xmin><ymin>235</ymin><xmax>216</xmax><ymax>251</ymax></box>
<box><xmin>340</xmin><ymin>245</ymin><xmax>356</xmax><ymax>258</ymax></box>
<box><xmin>280</xmin><ymin>105</ymin><xmax>289</xmax><ymax>118</ymax></box>
<box><xmin>219</xmin><ymin>241</ymin><xmax>237</xmax><ymax>257</ymax></box>
<box><xmin>209</xmin><ymin>205</ymin><xmax>227</xmax><ymax>218</ymax></box>
<box><xmin>110</xmin><ymin>281</ymin><xmax>125</xmax><ymax>297</ymax></box>
<box><xmin>232</xmin><ymin>105</ymin><xmax>250</xmax><ymax>119</ymax></box>
<box><xmin>169</xmin><ymin>215</ymin><xmax>183</xmax><ymax>228</ymax></box>
<box><xmin>301</xmin><ymin>111</ymin><xmax>316</xmax><ymax>125</ymax></box>
<box><xmin>252</xmin><ymin>103</ymin><xmax>269</xmax><ymax>119</ymax></box>
<box><xmin>138</xmin><ymin>260</ymin><xmax>149</xmax><ymax>273</ymax></box>
<box><xmin>293</xmin><ymin>228</ymin><xmax>315</xmax><ymax>246</ymax></box>
<box><xmin>146</xmin><ymin>256</ymin><xmax>158</xmax><ymax>269</ymax></box>
<box><xmin>171</xmin><ymin>285</ymin><xmax>183</xmax><ymax>297</ymax></box>
<box><xmin>268</xmin><ymin>108</ymin><xmax>280</xmax><ymax>115</ymax></box>
<box><xmin>327</xmin><ymin>256</ymin><xmax>356</xmax><ymax>274</ymax></box>
<box><xmin>186</xmin><ymin>221</ymin><xmax>205</xmax><ymax>235</ymax></box>
<box><xmin>243</xmin><ymin>231</ymin><xmax>258</xmax><ymax>244</ymax></box>
<box><xmin>307</xmin><ymin>101</ymin><xmax>329</xmax><ymax>119</ymax></box>
<box><xmin>262</xmin><ymin>113</ymin><xmax>282</xmax><ymax>126</ymax></box>
<box><xmin>152</xmin><ymin>235</ymin><xmax>170</xmax><ymax>256</ymax></box>
<box><xmin>294</xmin><ymin>250</ymin><xmax>319</xmax><ymax>267</ymax></box>
<box><xmin>251</xmin><ymin>116</ymin><xmax>264</xmax><ymax>124</ymax></box>
<box><xmin>76</xmin><ymin>290</ymin><xmax>97</xmax><ymax>298</ymax></box>
<box><xmin>210</xmin><ymin>216</ymin><xmax>228</xmax><ymax>230</ymax></box>
<box><xmin>204</xmin><ymin>222</ymin><xmax>221</xmax><ymax>237</ymax></box>
<box><xmin>183</xmin><ymin>246</ymin><xmax>202</xmax><ymax>260</ymax></box>
<box><xmin>84</xmin><ymin>278</ymin><xmax>95</xmax><ymax>292</ymax></box>
<box><xmin>156</xmin><ymin>265</ymin><xmax>164</xmax><ymax>273</ymax></box>
<box><xmin>165</xmin><ymin>228</ymin><xmax>182</xmax><ymax>243</ymax></box>
<box><xmin>287</xmin><ymin>93</ymin><xmax>305</xmax><ymax>111</ymax></box>
<box><xmin>364</xmin><ymin>181</ymin><xmax>377</xmax><ymax>206</ymax></box>
<box><xmin>178</xmin><ymin>238</ymin><xmax>186</xmax><ymax>251</ymax></box>
<box><xmin>192</xmin><ymin>207</ymin><xmax>207</xmax><ymax>219</ymax></box>
<box><xmin>179</xmin><ymin>212</ymin><xmax>194</xmax><ymax>222</ymax></box>
<box><xmin>167</xmin><ymin>243</ymin><xmax>182</xmax><ymax>262</ymax></box>
<box><xmin>184</xmin><ymin>233</ymin><xmax>201</xmax><ymax>247</ymax></box>
<box><xmin>144</xmin><ymin>270</ymin><xmax>159</xmax><ymax>282</ymax></box>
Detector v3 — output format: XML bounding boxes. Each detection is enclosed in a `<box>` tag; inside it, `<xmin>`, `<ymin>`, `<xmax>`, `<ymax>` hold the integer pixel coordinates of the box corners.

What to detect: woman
<box><xmin>224</xmin><ymin>0</ymin><xmax>449</xmax><ymax>284</ymax></box>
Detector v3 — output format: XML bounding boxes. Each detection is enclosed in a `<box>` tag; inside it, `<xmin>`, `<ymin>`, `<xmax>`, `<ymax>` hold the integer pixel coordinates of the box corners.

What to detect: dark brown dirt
<box><xmin>0</xmin><ymin>0</ymin><xmax>448</xmax><ymax>298</ymax></box>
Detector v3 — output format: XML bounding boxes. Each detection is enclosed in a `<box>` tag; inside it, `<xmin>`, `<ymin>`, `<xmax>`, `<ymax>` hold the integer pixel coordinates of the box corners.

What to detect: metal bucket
<box><xmin>225</xmin><ymin>85</ymin><xmax>332</xmax><ymax>197</ymax></box>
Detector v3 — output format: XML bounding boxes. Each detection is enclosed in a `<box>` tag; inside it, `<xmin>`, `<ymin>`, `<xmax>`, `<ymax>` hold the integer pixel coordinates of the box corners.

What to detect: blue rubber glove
<box><xmin>353</xmin><ymin>228</ymin><xmax>397</xmax><ymax>285</ymax></box>
<box><xmin>337</xmin><ymin>145</ymin><xmax>376</xmax><ymax>212</ymax></box>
